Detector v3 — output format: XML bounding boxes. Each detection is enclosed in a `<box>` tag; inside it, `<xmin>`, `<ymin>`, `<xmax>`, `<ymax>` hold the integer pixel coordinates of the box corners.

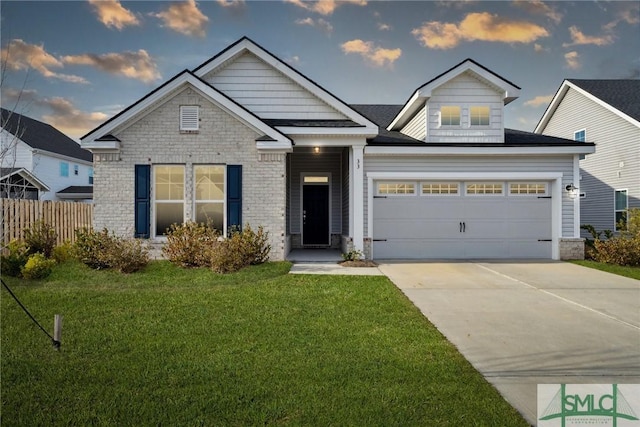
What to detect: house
<box><xmin>535</xmin><ymin>80</ymin><xmax>640</xmax><ymax>235</ymax></box>
<box><xmin>1</xmin><ymin>108</ymin><xmax>93</xmax><ymax>201</ymax></box>
<box><xmin>81</xmin><ymin>37</ymin><xmax>594</xmax><ymax>261</ymax></box>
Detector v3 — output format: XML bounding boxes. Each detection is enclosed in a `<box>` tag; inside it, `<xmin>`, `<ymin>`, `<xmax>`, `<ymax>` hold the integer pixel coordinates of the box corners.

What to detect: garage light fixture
<box><xmin>565</xmin><ymin>183</ymin><xmax>578</xmax><ymax>192</ymax></box>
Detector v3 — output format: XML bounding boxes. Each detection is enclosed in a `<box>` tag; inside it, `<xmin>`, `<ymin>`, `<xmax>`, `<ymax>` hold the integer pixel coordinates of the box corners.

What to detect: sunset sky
<box><xmin>1</xmin><ymin>0</ymin><xmax>638</xmax><ymax>140</ymax></box>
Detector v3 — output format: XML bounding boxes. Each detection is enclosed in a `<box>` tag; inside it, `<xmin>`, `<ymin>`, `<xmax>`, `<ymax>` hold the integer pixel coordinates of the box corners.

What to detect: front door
<box><xmin>303</xmin><ymin>184</ymin><xmax>329</xmax><ymax>245</ymax></box>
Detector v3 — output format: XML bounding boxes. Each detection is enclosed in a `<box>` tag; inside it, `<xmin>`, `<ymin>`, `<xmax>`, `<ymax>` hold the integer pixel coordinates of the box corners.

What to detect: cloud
<box><xmin>62</xmin><ymin>50</ymin><xmax>161</xmax><ymax>83</ymax></box>
<box><xmin>564</xmin><ymin>51</ymin><xmax>580</xmax><ymax>70</ymax></box>
<box><xmin>88</xmin><ymin>0</ymin><xmax>140</xmax><ymax>30</ymax></box>
<box><xmin>534</xmin><ymin>43</ymin><xmax>547</xmax><ymax>52</ymax></box>
<box><xmin>524</xmin><ymin>94</ymin><xmax>553</xmax><ymax>107</ymax></box>
<box><xmin>285</xmin><ymin>0</ymin><xmax>366</xmax><ymax>16</ymax></box>
<box><xmin>39</xmin><ymin>97</ymin><xmax>110</xmax><ymax>138</ymax></box>
<box><xmin>285</xmin><ymin>55</ymin><xmax>300</xmax><ymax>66</ymax></box>
<box><xmin>412</xmin><ymin>12</ymin><xmax>549</xmax><ymax>49</ymax></box>
<box><xmin>513</xmin><ymin>0</ymin><xmax>562</xmax><ymax>24</ymax></box>
<box><xmin>217</xmin><ymin>0</ymin><xmax>245</xmax><ymax>8</ymax></box>
<box><xmin>604</xmin><ymin>2</ymin><xmax>640</xmax><ymax>31</ymax></box>
<box><xmin>341</xmin><ymin>39</ymin><xmax>401</xmax><ymax>67</ymax></box>
<box><xmin>0</xmin><ymin>39</ymin><xmax>88</xmax><ymax>84</ymax></box>
<box><xmin>563</xmin><ymin>26</ymin><xmax>614</xmax><ymax>47</ymax></box>
<box><xmin>295</xmin><ymin>17</ymin><xmax>333</xmax><ymax>34</ymax></box>
<box><xmin>377</xmin><ymin>22</ymin><xmax>391</xmax><ymax>31</ymax></box>
<box><xmin>153</xmin><ymin>0</ymin><xmax>209</xmax><ymax>38</ymax></box>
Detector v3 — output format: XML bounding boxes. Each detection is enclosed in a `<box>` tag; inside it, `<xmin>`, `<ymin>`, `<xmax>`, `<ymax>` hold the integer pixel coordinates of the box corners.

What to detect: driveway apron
<box><xmin>378</xmin><ymin>261</ymin><xmax>640</xmax><ymax>425</ymax></box>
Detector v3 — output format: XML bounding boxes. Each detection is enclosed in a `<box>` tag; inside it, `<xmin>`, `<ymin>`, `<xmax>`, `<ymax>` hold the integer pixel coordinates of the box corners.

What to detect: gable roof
<box><xmin>81</xmin><ymin>70</ymin><xmax>292</xmax><ymax>151</ymax></box>
<box><xmin>535</xmin><ymin>79</ymin><xmax>640</xmax><ymax>132</ymax></box>
<box><xmin>388</xmin><ymin>58</ymin><xmax>521</xmax><ymax>131</ymax></box>
<box><xmin>1</xmin><ymin>108</ymin><xmax>92</xmax><ymax>162</ymax></box>
<box><xmin>0</xmin><ymin>167</ymin><xmax>50</xmax><ymax>191</ymax></box>
<box><xmin>193</xmin><ymin>37</ymin><xmax>377</xmax><ymax>134</ymax></box>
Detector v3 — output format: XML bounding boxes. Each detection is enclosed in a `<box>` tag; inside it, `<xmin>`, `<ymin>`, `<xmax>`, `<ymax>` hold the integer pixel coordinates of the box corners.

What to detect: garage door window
<box><xmin>422</xmin><ymin>182</ymin><xmax>459</xmax><ymax>195</ymax></box>
<box><xmin>509</xmin><ymin>183</ymin><xmax>547</xmax><ymax>196</ymax></box>
<box><xmin>378</xmin><ymin>182</ymin><xmax>416</xmax><ymax>195</ymax></box>
<box><xmin>466</xmin><ymin>182</ymin><xmax>503</xmax><ymax>195</ymax></box>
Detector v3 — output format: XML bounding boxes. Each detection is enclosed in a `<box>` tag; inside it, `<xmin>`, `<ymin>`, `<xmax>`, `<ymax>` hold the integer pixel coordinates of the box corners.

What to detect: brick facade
<box><xmin>93</xmin><ymin>87</ymin><xmax>287</xmax><ymax>260</ymax></box>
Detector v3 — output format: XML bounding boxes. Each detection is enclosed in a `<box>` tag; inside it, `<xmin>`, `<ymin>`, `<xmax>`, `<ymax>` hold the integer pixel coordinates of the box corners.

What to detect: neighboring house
<box><xmin>1</xmin><ymin>107</ymin><xmax>93</xmax><ymax>201</ymax></box>
<box><xmin>81</xmin><ymin>37</ymin><xmax>593</xmax><ymax>261</ymax></box>
<box><xmin>535</xmin><ymin>80</ymin><xmax>640</xmax><ymax>235</ymax></box>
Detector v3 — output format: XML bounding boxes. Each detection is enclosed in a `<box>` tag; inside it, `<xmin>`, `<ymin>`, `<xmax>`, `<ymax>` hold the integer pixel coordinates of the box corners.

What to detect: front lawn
<box><xmin>1</xmin><ymin>261</ymin><xmax>526</xmax><ymax>426</ymax></box>
<box><xmin>571</xmin><ymin>260</ymin><xmax>640</xmax><ymax>280</ymax></box>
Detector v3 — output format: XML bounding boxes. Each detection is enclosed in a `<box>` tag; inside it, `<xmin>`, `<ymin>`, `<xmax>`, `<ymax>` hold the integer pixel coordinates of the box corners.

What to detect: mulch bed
<box><xmin>339</xmin><ymin>260</ymin><xmax>379</xmax><ymax>267</ymax></box>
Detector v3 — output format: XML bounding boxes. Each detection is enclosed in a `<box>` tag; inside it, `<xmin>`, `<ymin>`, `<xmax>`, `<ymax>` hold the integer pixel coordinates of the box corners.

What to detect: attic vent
<box><xmin>180</xmin><ymin>105</ymin><xmax>199</xmax><ymax>131</ymax></box>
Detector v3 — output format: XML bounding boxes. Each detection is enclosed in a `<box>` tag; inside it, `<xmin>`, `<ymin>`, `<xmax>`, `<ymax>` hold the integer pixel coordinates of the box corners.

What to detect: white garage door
<box><xmin>372</xmin><ymin>181</ymin><xmax>552</xmax><ymax>259</ymax></box>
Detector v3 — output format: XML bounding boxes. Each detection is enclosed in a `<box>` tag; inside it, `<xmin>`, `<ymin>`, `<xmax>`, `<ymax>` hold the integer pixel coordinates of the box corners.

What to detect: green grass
<box><xmin>1</xmin><ymin>261</ymin><xmax>527</xmax><ymax>426</ymax></box>
<box><xmin>571</xmin><ymin>260</ymin><xmax>640</xmax><ymax>280</ymax></box>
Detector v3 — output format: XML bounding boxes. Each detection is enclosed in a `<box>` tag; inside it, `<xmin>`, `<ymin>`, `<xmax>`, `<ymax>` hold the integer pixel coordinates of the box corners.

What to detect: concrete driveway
<box><xmin>378</xmin><ymin>261</ymin><xmax>640</xmax><ymax>425</ymax></box>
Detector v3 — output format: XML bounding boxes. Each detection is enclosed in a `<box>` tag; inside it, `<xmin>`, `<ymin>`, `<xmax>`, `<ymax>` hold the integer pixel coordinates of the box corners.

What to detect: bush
<box><xmin>594</xmin><ymin>236</ymin><xmax>640</xmax><ymax>266</ymax></box>
<box><xmin>73</xmin><ymin>228</ymin><xmax>149</xmax><ymax>273</ymax></box>
<box><xmin>1</xmin><ymin>240</ymin><xmax>30</xmax><ymax>277</ymax></box>
<box><xmin>342</xmin><ymin>249</ymin><xmax>363</xmax><ymax>262</ymax></box>
<box><xmin>210</xmin><ymin>225</ymin><xmax>270</xmax><ymax>274</ymax></box>
<box><xmin>52</xmin><ymin>241</ymin><xmax>74</xmax><ymax>263</ymax></box>
<box><xmin>23</xmin><ymin>220</ymin><xmax>57</xmax><ymax>258</ymax></box>
<box><xmin>107</xmin><ymin>238</ymin><xmax>149</xmax><ymax>274</ymax></box>
<box><xmin>21</xmin><ymin>253</ymin><xmax>56</xmax><ymax>279</ymax></box>
<box><xmin>163</xmin><ymin>222</ymin><xmax>220</xmax><ymax>268</ymax></box>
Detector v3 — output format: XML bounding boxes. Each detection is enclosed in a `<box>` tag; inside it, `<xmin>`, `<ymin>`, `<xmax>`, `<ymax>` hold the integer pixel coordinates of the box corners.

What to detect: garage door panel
<box><xmin>375</xmin><ymin>239</ymin><xmax>466</xmax><ymax>259</ymax></box>
<box><xmin>507</xmin><ymin>219</ymin><xmax>551</xmax><ymax>239</ymax></box>
<box><xmin>375</xmin><ymin>219</ymin><xmax>463</xmax><ymax>239</ymax></box>
<box><xmin>374</xmin><ymin>198</ymin><xmax>464</xmax><ymax>219</ymax></box>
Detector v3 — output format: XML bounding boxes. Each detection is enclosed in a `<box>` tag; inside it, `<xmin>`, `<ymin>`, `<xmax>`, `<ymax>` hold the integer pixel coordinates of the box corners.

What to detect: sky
<box><xmin>1</xmin><ymin>0</ymin><xmax>639</xmax><ymax>140</ymax></box>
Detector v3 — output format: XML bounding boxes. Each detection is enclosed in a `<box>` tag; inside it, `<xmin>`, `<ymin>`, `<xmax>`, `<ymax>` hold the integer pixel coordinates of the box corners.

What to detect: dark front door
<box><xmin>303</xmin><ymin>185</ymin><xmax>329</xmax><ymax>245</ymax></box>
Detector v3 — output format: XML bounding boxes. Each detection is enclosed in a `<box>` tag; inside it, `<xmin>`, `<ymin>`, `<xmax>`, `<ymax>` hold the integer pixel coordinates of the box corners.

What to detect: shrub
<box><xmin>107</xmin><ymin>238</ymin><xmax>150</xmax><ymax>274</ymax></box>
<box><xmin>24</xmin><ymin>220</ymin><xmax>57</xmax><ymax>257</ymax></box>
<box><xmin>1</xmin><ymin>240</ymin><xmax>30</xmax><ymax>277</ymax></box>
<box><xmin>594</xmin><ymin>236</ymin><xmax>640</xmax><ymax>266</ymax></box>
<box><xmin>210</xmin><ymin>225</ymin><xmax>270</xmax><ymax>274</ymax></box>
<box><xmin>21</xmin><ymin>253</ymin><xmax>56</xmax><ymax>279</ymax></box>
<box><xmin>74</xmin><ymin>228</ymin><xmax>114</xmax><ymax>269</ymax></box>
<box><xmin>52</xmin><ymin>241</ymin><xmax>74</xmax><ymax>263</ymax></box>
<box><xmin>342</xmin><ymin>249</ymin><xmax>363</xmax><ymax>262</ymax></box>
<box><xmin>163</xmin><ymin>222</ymin><xmax>220</xmax><ymax>268</ymax></box>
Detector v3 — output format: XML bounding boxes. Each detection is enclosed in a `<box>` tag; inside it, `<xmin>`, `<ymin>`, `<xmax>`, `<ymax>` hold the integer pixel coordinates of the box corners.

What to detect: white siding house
<box><xmin>1</xmin><ymin>108</ymin><xmax>93</xmax><ymax>201</ymax></box>
<box><xmin>81</xmin><ymin>37</ymin><xmax>594</xmax><ymax>261</ymax></box>
<box><xmin>535</xmin><ymin>80</ymin><xmax>640</xmax><ymax>235</ymax></box>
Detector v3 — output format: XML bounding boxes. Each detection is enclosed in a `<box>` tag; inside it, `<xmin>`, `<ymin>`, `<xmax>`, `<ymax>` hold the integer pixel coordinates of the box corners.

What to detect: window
<box><xmin>378</xmin><ymin>182</ymin><xmax>415</xmax><ymax>195</ymax></box>
<box><xmin>73</xmin><ymin>165</ymin><xmax>79</xmax><ymax>176</ymax></box>
<box><xmin>422</xmin><ymin>182</ymin><xmax>459</xmax><ymax>195</ymax></box>
<box><xmin>180</xmin><ymin>105</ymin><xmax>199</xmax><ymax>131</ymax></box>
<box><xmin>89</xmin><ymin>167</ymin><xmax>94</xmax><ymax>185</ymax></box>
<box><xmin>615</xmin><ymin>189</ymin><xmax>628</xmax><ymax>231</ymax></box>
<box><xmin>154</xmin><ymin>165</ymin><xmax>185</xmax><ymax>236</ymax></box>
<box><xmin>60</xmin><ymin>162</ymin><xmax>69</xmax><ymax>177</ymax></box>
<box><xmin>304</xmin><ymin>176</ymin><xmax>329</xmax><ymax>183</ymax></box>
<box><xmin>466</xmin><ymin>182</ymin><xmax>503</xmax><ymax>195</ymax></box>
<box><xmin>574</xmin><ymin>129</ymin><xmax>586</xmax><ymax>142</ymax></box>
<box><xmin>509</xmin><ymin>183</ymin><xmax>547</xmax><ymax>195</ymax></box>
<box><xmin>470</xmin><ymin>106</ymin><xmax>490</xmax><ymax>126</ymax></box>
<box><xmin>194</xmin><ymin>165</ymin><xmax>225</xmax><ymax>231</ymax></box>
<box><xmin>440</xmin><ymin>106</ymin><xmax>460</xmax><ymax>126</ymax></box>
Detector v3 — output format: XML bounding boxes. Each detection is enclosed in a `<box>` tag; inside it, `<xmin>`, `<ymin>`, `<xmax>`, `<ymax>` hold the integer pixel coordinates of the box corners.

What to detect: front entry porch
<box><xmin>286</xmin><ymin>248</ymin><xmax>343</xmax><ymax>262</ymax></box>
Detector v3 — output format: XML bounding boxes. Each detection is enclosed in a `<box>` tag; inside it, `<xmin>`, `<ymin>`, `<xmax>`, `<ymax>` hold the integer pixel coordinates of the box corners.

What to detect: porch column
<box><xmin>351</xmin><ymin>145</ymin><xmax>365</xmax><ymax>254</ymax></box>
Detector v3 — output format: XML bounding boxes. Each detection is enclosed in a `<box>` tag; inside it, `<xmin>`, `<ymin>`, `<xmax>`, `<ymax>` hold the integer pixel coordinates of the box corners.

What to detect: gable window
<box><xmin>378</xmin><ymin>182</ymin><xmax>415</xmax><ymax>195</ymax></box>
<box><xmin>440</xmin><ymin>106</ymin><xmax>460</xmax><ymax>126</ymax></box>
<box><xmin>180</xmin><ymin>105</ymin><xmax>199</xmax><ymax>132</ymax></box>
<box><xmin>194</xmin><ymin>165</ymin><xmax>225</xmax><ymax>232</ymax></box>
<box><xmin>466</xmin><ymin>182</ymin><xmax>503</xmax><ymax>195</ymax></box>
<box><xmin>574</xmin><ymin>129</ymin><xmax>586</xmax><ymax>142</ymax></box>
<box><xmin>60</xmin><ymin>162</ymin><xmax>69</xmax><ymax>177</ymax></box>
<box><xmin>615</xmin><ymin>189</ymin><xmax>628</xmax><ymax>231</ymax></box>
<box><xmin>154</xmin><ymin>165</ymin><xmax>185</xmax><ymax>236</ymax></box>
<box><xmin>422</xmin><ymin>182</ymin><xmax>459</xmax><ymax>195</ymax></box>
<box><xmin>73</xmin><ymin>165</ymin><xmax>79</xmax><ymax>176</ymax></box>
<box><xmin>470</xmin><ymin>106</ymin><xmax>490</xmax><ymax>126</ymax></box>
<box><xmin>89</xmin><ymin>168</ymin><xmax>94</xmax><ymax>185</ymax></box>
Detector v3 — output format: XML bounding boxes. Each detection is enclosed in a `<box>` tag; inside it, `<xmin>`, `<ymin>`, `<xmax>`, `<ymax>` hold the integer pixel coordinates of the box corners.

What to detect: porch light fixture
<box><xmin>313</xmin><ymin>146</ymin><xmax>320</xmax><ymax>154</ymax></box>
<box><xmin>565</xmin><ymin>183</ymin><xmax>578</xmax><ymax>192</ymax></box>
<box><xmin>566</xmin><ymin>183</ymin><xmax>579</xmax><ymax>199</ymax></box>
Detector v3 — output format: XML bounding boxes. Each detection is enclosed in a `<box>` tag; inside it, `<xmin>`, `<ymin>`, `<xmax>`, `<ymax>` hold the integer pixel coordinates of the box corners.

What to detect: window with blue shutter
<box><xmin>227</xmin><ymin>165</ymin><xmax>242</xmax><ymax>232</ymax></box>
<box><xmin>134</xmin><ymin>165</ymin><xmax>151</xmax><ymax>238</ymax></box>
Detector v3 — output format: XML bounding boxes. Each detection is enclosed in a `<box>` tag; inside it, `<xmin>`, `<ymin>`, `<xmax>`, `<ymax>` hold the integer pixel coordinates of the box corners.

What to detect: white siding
<box><xmin>541</xmin><ymin>88</ymin><xmax>640</xmax><ymax>234</ymax></box>
<box><xmin>426</xmin><ymin>72</ymin><xmax>504</xmax><ymax>143</ymax></box>
<box><xmin>31</xmin><ymin>153</ymin><xmax>92</xmax><ymax>200</ymax></box>
<box><xmin>203</xmin><ymin>52</ymin><xmax>346</xmax><ymax>120</ymax></box>
<box><xmin>363</xmin><ymin>155</ymin><xmax>575</xmax><ymax>237</ymax></box>
<box><xmin>341</xmin><ymin>148</ymin><xmax>350</xmax><ymax>235</ymax></box>
<box><xmin>0</xmin><ymin>132</ymin><xmax>32</xmax><ymax>169</ymax></box>
<box><xmin>400</xmin><ymin>104</ymin><xmax>427</xmax><ymax>140</ymax></box>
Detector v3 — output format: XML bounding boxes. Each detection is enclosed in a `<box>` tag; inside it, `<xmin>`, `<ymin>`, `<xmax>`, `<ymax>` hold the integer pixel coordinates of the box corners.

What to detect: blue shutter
<box><xmin>227</xmin><ymin>165</ymin><xmax>242</xmax><ymax>233</ymax></box>
<box><xmin>134</xmin><ymin>165</ymin><xmax>151</xmax><ymax>238</ymax></box>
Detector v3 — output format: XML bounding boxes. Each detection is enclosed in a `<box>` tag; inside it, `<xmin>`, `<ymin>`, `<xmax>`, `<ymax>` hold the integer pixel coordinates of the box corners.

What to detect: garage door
<box><xmin>372</xmin><ymin>181</ymin><xmax>552</xmax><ymax>259</ymax></box>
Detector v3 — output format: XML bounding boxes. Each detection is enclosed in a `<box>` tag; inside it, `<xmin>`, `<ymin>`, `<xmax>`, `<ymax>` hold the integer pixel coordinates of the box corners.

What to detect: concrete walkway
<box><xmin>378</xmin><ymin>261</ymin><xmax>640</xmax><ymax>425</ymax></box>
<box><xmin>289</xmin><ymin>262</ymin><xmax>384</xmax><ymax>276</ymax></box>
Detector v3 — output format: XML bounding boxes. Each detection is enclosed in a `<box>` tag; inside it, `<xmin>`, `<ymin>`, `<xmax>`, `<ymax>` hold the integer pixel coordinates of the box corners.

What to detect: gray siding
<box><xmin>401</xmin><ymin>104</ymin><xmax>427</xmax><ymax>140</ymax></box>
<box><xmin>289</xmin><ymin>150</ymin><xmax>342</xmax><ymax>235</ymax></box>
<box><xmin>541</xmin><ymin>87</ymin><xmax>640</xmax><ymax>234</ymax></box>
<box><xmin>363</xmin><ymin>155</ymin><xmax>575</xmax><ymax>237</ymax></box>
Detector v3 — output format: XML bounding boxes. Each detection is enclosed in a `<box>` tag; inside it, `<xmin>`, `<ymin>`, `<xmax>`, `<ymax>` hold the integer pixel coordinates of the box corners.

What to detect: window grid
<box><xmin>466</xmin><ymin>183</ymin><xmax>503</xmax><ymax>195</ymax></box>
<box><xmin>441</xmin><ymin>106</ymin><xmax>460</xmax><ymax>126</ymax></box>
<box><xmin>154</xmin><ymin>165</ymin><xmax>185</xmax><ymax>236</ymax></box>
<box><xmin>509</xmin><ymin>183</ymin><xmax>547</xmax><ymax>195</ymax></box>
<box><xmin>194</xmin><ymin>165</ymin><xmax>225</xmax><ymax>231</ymax></box>
<box><xmin>470</xmin><ymin>106</ymin><xmax>490</xmax><ymax>126</ymax></box>
<box><xmin>615</xmin><ymin>189</ymin><xmax>628</xmax><ymax>231</ymax></box>
<box><xmin>574</xmin><ymin>129</ymin><xmax>586</xmax><ymax>142</ymax></box>
<box><xmin>422</xmin><ymin>183</ymin><xmax>459</xmax><ymax>195</ymax></box>
<box><xmin>378</xmin><ymin>182</ymin><xmax>416</xmax><ymax>195</ymax></box>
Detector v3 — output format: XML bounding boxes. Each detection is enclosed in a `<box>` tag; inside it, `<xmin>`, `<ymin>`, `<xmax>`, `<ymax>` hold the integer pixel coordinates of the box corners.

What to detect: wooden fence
<box><xmin>2</xmin><ymin>199</ymin><xmax>93</xmax><ymax>248</ymax></box>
